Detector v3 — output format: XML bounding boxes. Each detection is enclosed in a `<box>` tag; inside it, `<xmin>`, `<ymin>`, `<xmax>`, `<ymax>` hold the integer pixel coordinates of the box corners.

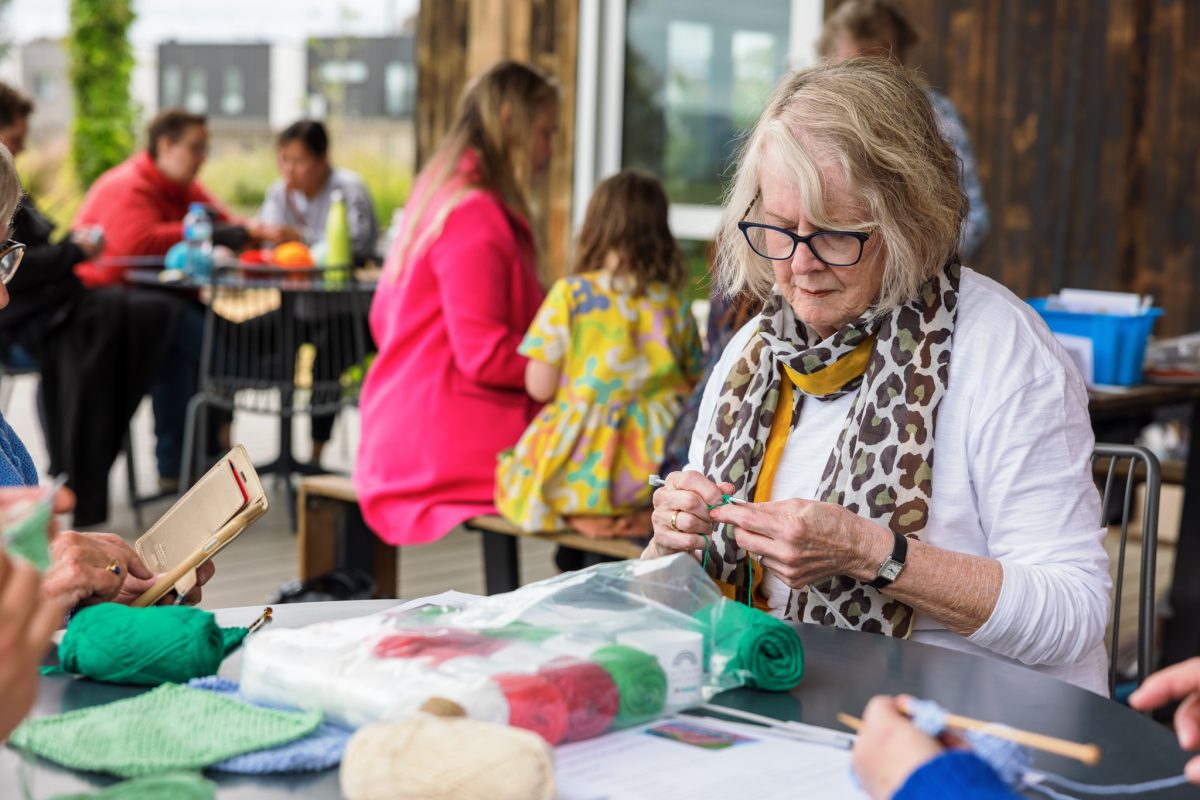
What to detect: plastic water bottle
<box><xmin>182</xmin><ymin>202</ymin><xmax>213</xmax><ymax>279</ymax></box>
<box><xmin>325</xmin><ymin>189</ymin><xmax>351</xmax><ymax>286</ymax></box>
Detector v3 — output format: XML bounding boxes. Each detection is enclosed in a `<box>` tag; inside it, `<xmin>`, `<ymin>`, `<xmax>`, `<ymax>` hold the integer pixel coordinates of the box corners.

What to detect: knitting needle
<box><xmin>647</xmin><ymin>474</ymin><xmax>747</xmax><ymax>506</ymax></box>
<box><xmin>696</xmin><ymin>703</ymin><xmax>855</xmax><ymax>749</ymax></box>
<box><xmin>248</xmin><ymin>606</ymin><xmax>273</xmax><ymax>634</ymax></box>
<box><xmin>837</xmin><ymin>707</ymin><xmax>1102</xmax><ymax>766</ymax></box>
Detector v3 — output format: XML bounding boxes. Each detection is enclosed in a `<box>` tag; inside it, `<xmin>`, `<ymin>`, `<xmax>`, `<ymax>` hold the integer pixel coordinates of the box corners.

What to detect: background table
<box><xmin>4</xmin><ymin>602</ymin><xmax>1193</xmax><ymax>799</ymax></box>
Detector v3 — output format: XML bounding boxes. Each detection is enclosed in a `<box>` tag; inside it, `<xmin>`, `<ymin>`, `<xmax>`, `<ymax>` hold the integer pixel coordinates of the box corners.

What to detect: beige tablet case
<box><xmin>132</xmin><ymin>444</ymin><xmax>269</xmax><ymax>607</ymax></box>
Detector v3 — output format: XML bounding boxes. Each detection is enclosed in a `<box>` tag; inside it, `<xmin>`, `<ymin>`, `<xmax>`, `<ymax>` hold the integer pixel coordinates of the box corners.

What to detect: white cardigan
<box><xmin>687</xmin><ymin>268</ymin><xmax>1112</xmax><ymax>694</ymax></box>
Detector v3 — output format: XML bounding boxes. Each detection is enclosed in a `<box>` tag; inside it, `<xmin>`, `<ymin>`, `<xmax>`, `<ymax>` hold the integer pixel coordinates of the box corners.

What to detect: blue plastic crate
<box><xmin>1027</xmin><ymin>298</ymin><xmax>1163</xmax><ymax>386</ymax></box>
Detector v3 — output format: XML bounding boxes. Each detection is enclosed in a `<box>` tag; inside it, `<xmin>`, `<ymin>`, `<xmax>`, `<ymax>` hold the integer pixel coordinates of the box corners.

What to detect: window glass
<box><xmin>622</xmin><ymin>0</ymin><xmax>792</xmax><ymax>205</ymax></box>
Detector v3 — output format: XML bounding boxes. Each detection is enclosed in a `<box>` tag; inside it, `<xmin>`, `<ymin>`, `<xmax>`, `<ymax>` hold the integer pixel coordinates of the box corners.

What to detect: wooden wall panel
<box><xmin>828</xmin><ymin>0</ymin><xmax>1200</xmax><ymax>335</ymax></box>
<box><xmin>416</xmin><ymin>0</ymin><xmax>578</xmax><ymax>280</ymax></box>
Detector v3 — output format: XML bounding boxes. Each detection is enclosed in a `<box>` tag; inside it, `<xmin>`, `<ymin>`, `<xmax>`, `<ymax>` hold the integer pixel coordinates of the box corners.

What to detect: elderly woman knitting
<box><xmin>647</xmin><ymin>59</ymin><xmax>1111</xmax><ymax>693</ymax></box>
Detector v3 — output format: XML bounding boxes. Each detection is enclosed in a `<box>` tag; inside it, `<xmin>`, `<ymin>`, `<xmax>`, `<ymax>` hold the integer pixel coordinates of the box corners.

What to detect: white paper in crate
<box><xmin>240</xmin><ymin>555</ymin><xmax>727</xmax><ymax>730</ymax></box>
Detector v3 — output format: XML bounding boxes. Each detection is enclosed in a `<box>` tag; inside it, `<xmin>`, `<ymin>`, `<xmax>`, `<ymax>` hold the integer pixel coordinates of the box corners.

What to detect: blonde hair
<box><xmin>716</xmin><ymin>58</ymin><xmax>964</xmax><ymax>313</ymax></box>
<box><xmin>0</xmin><ymin>144</ymin><xmax>20</xmax><ymax>230</ymax></box>
<box><xmin>572</xmin><ymin>169</ymin><xmax>685</xmax><ymax>296</ymax></box>
<box><xmin>387</xmin><ymin>61</ymin><xmax>559</xmax><ymax>280</ymax></box>
<box><xmin>817</xmin><ymin>0</ymin><xmax>919</xmax><ymax>63</ymax></box>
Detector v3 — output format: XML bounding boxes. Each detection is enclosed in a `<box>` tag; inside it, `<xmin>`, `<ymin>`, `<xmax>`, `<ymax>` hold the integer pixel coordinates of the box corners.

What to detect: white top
<box><xmin>687</xmin><ymin>268</ymin><xmax>1112</xmax><ymax>694</ymax></box>
<box><xmin>259</xmin><ymin>167</ymin><xmax>379</xmax><ymax>261</ymax></box>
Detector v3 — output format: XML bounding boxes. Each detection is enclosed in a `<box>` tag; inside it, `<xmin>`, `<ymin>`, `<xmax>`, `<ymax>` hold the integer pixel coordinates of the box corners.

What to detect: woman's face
<box><xmin>528</xmin><ymin>102</ymin><xmax>559</xmax><ymax>176</ymax></box>
<box><xmin>0</xmin><ymin>116</ymin><xmax>28</xmax><ymax>157</ymax></box>
<box><xmin>758</xmin><ymin>159</ymin><xmax>885</xmax><ymax>339</ymax></box>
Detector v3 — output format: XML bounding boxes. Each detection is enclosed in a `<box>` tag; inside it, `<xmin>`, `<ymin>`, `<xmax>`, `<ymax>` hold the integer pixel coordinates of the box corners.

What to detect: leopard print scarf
<box><xmin>701</xmin><ymin>261</ymin><xmax>960</xmax><ymax>637</ymax></box>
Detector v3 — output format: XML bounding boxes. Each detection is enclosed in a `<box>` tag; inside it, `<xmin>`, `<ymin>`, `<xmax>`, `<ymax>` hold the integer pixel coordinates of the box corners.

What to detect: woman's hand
<box><xmin>1129</xmin><ymin>657</ymin><xmax>1200</xmax><ymax>783</ymax></box>
<box><xmin>708</xmin><ymin>497</ymin><xmax>891</xmax><ymax>587</ymax></box>
<box><xmin>114</xmin><ymin>560</ymin><xmax>216</xmax><ymax>607</ymax></box>
<box><xmin>41</xmin><ymin>532</ymin><xmax>155</xmax><ymax>608</ymax></box>
<box><xmin>851</xmin><ymin>695</ymin><xmax>946</xmax><ymax>800</ymax></box>
<box><xmin>646</xmin><ymin>470</ymin><xmax>734</xmax><ymax>559</ymax></box>
<box><xmin>0</xmin><ymin>549</ymin><xmax>66</xmax><ymax>740</ymax></box>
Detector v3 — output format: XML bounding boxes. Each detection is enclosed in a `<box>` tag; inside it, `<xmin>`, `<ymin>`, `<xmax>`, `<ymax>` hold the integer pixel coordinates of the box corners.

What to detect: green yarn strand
<box><xmin>51</xmin><ymin>771</ymin><xmax>216</xmax><ymax>800</ymax></box>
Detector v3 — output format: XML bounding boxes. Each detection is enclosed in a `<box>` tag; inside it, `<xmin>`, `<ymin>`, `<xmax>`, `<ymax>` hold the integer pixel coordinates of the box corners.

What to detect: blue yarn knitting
<box><xmin>905</xmin><ymin>698</ymin><xmax>1191</xmax><ymax>799</ymax></box>
<box><xmin>187</xmin><ymin>677</ymin><xmax>351</xmax><ymax>774</ymax></box>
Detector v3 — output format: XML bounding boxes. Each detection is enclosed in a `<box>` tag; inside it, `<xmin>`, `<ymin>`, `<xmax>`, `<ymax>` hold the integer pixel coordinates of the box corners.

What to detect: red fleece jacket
<box><xmin>73</xmin><ymin>151</ymin><xmax>233</xmax><ymax>287</ymax></box>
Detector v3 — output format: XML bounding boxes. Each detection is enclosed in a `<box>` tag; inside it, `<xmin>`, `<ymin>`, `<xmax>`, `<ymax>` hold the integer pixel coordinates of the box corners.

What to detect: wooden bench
<box><xmin>298</xmin><ymin>475</ymin><xmax>644</xmax><ymax>596</ymax></box>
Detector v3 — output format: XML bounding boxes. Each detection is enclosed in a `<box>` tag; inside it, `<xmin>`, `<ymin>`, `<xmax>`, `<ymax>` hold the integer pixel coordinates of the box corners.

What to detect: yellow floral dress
<box><xmin>495</xmin><ymin>271</ymin><xmax>703</xmax><ymax>532</ymax></box>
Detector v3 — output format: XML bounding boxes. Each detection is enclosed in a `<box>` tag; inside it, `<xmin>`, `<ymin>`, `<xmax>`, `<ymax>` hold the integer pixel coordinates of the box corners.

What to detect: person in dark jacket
<box><xmin>0</xmin><ymin>82</ymin><xmax>188</xmax><ymax>524</ymax></box>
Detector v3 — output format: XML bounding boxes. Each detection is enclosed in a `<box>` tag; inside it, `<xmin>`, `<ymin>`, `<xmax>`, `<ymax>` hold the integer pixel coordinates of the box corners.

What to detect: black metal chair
<box><xmin>179</xmin><ymin>265</ymin><xmax>373</xmax><ymax>528</ymax></box>
<box><xmin>1093</xmin><ymin>442</ymin><xmax>1161</xmax><ymax>698</ymax></box>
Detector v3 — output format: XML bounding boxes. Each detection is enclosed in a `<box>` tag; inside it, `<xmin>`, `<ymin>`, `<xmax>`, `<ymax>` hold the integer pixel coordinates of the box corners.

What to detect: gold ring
<box><xmin>105</xmin><ymin>559</ymin><xmax>122</xmax><ymax>576</ymax></box>
<box><xmin>671</xmin><ymin>510</ymin><xmax>682</xmax><ymax>531</ymax></box>
<box><xmin>752</xmin><ymin>552</ymin><xmax>763</xmax><ymax>565</ymax></box>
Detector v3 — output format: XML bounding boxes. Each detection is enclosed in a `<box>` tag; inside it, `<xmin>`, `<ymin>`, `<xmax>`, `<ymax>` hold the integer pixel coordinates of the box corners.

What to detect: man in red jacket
<box><xmin>73</xmin><ymin>109</ymin><xmax>273</xmax><ymax>286</ymax></box>
<box><xmin>72</xmin><ymin>110</ymin><xmax>280</xmax><ymax>490</ymax></box>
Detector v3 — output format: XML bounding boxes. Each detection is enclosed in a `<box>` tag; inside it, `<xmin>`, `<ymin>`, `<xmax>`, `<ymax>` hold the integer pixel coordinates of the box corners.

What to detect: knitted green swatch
<box><xmin>51</xmin><ymin>772</ymin><xmax>215</xmax><ymax>800</ymax></box>
<box><xmin>1</xmin><ymin>494</ymin><xmax>53</xmax><ymax>571</ymax></box>
<box><xmin>10</xmin><ymin>684</ymin><xmax>321</xmax><ymax>778</ymax></box>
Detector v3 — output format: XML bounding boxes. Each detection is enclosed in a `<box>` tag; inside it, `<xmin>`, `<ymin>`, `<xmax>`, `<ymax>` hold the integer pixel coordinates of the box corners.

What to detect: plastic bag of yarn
<box><xmin>48</xmin><ymin>603</ymin><xmax>249</xmax><ymax>686</ymax></box>
<box><xmin>241</xmin><ymin>555</ymin><xmax>797</xmax><ymax>742</ymax></box>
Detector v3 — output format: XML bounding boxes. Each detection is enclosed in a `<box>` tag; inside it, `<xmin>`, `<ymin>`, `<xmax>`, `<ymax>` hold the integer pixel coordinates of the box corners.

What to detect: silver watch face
<box><xmin>879</xmin><ymin>558</ymin><xmax>903</xmax><ymax>582</ymax></box>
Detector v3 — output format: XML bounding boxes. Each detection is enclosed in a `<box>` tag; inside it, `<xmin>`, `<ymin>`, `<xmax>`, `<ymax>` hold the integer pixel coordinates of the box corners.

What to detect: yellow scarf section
<box><xmin>714</xmin><ymin>335</ymin><xmax>877</xmax><ymax>609</ymax></box>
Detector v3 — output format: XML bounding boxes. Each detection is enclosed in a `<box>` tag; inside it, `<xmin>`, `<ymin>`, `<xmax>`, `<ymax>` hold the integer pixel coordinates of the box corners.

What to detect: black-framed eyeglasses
<box><xmin>0</xmin><ymin>240</ymin><xmax>25</xmax><ymax>285</ymax></box>
<box><xmin>737</xmin><ymin>221</ymin><xmax>870</xmax><ymax>268</ymax></box>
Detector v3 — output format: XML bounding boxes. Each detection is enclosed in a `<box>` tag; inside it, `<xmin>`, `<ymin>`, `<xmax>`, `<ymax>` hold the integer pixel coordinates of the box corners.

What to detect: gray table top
<box><xmin>3</xmin><ymin>600</ymin><xmax>1193</xmax><ymax>799</ymax></box>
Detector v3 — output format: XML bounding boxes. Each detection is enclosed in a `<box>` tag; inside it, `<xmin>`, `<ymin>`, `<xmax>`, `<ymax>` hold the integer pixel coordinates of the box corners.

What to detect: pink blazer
<box><xmin>355</xmin><ymin>159</ymin><xmax>545</xmax><ymax>545</ymax></box>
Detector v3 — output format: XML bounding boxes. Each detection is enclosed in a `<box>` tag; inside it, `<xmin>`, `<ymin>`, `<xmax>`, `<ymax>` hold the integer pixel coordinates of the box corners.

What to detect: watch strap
<box><xmin>868</xmin><ymin>530</ymin><xmax>908</xmax><ymax>589</ymax></box>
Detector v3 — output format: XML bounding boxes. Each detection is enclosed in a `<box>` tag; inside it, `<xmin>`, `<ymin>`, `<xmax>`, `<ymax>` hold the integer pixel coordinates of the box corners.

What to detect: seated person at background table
<box><xmin>72</xmin><ymin>110</ymin><xmax>285</xmax><ymax>491</ymax></box>
<box><xmin>72</xmin><ymin>109</ymin><xmax>277</xmax><ymax>286</ymax></box>
<box><xmin>853</xmin><ymin>665</ymin><xmax>1200</xmax><ymax>798</ymax></box>
<box><xmin>647</xmin><ymin>59</ymin><xmax>1112</xmax><ymax>693</ymax></box>
<box><xmin>0</xmin><ymin>83</ymin><xmax>189</xmax><ymax>524</ymax></box>
<box><xmin>495</xmin><ymin>169</ymin><xmax>702</xmax><ymax>570</ymax></box>
<box><xmin>0</xmin><ymin>143</ymin><xmax>216</xmax><ymax>602</ymax></box>
<box><xmin>259</xmin><ymin>119</ymin><xmax>379</xmax><ymax>264</ymax></box>
<box><xmin>355</xmin><ymin>61</ymin><xmax>558</xmax><ymax>546</ymax></box>
<box><xmin>818</xmin><ymin>0</ymin><xmax>989</xmax><ymax>261</ymax></box>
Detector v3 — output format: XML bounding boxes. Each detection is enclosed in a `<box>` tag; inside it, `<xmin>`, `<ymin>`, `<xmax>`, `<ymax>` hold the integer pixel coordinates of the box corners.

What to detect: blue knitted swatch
<box><xmin>187</xmin><ymin>677</ymin><xmax>351</xmax><ymax>773</ymax></box>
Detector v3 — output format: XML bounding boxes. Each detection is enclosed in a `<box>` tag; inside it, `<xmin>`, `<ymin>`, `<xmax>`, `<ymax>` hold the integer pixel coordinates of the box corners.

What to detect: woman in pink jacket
<box><xmin>356</xmin><ymin>61</ymin><xmax>559</xmax><ymax>545</ymax></box>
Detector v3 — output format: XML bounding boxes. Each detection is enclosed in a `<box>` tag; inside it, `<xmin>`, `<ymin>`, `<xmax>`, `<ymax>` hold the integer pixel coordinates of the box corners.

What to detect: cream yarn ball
<box><xmin>340</xmin><ymin>716</ymin><xmax>556</xmax><ymax>800</ymax></box>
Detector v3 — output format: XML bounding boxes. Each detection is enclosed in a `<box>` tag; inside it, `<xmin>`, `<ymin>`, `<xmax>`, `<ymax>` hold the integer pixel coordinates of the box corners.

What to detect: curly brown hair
<box><xmin>572</xmin><ymin>169</ymin><xmax>685</xmax><ymax>296</ymax></box>
<box><xmin>0</xmin><ymin>83</ymin><xmax>33</xmax><ymax>128</ymax></box>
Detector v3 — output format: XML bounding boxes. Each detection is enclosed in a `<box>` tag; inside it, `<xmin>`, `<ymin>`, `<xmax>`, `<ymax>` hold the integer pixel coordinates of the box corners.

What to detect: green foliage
<box><xmin>67</xmin><ymin>0</ymin><xmax>137</xmax><ymax>188</ymax></box>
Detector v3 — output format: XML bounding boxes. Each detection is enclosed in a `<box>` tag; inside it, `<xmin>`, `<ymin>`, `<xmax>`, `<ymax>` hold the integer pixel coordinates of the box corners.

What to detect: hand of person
<box><xmin>0</xmin><ymin>549</ymin><xmax>67</xmax><ymax>740</ymax></box>
<box><xmin>708</xmin><ymin>497</ymin><xmax>889</xmax><ymax>588</ymax></box>
<box><xmin>41</xmin><ymin>531</ymin><xmax>155</xmax><ymax>609</ymax></box>
<box><xmin>646</xmin><ymin>470</ymin><xmax>734</xmax><ymax>559</ymax></box>
<box><xmin>1129</xmin><ymin>657</ymin><xmax>1200</xmax><ymax>782</ymax></box>
<box><xmin>113</xmin><ymin>559</ymin><xmax>216</xmax><ymax>607</ymax></box>
<box><xmin>69</xmin><ymin>227</ymin><xmax>105</xmax><ymax>260</ymax></box>
<box><xmin>851</xmin><ymin>695</ymin><xmax>947</xmax><ymax>800</ymax></box>
<box><xmin>247</xmin><ymin>221</ymin><xmax>301</xmax><ymax>246</ymax></box>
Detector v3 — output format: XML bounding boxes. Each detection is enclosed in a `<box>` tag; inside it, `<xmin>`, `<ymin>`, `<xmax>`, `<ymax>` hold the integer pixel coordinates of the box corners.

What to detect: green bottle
<box><xmin>325</xmin><ymin>188</ymin><xmax>351</xmax><ymax>285</ymax></box>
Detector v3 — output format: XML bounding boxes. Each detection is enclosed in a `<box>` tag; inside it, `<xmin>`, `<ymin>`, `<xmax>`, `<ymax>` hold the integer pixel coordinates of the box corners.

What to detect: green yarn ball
<box><xmin>54</xmin><ymin>603</ymin><xmax>247</xmax><ymax>686</ymax></box>
<box><xmin>589</xmin><ymin>644</ymin><xmax>668</xmax><ymax>728</ymax></box>
<box><xmin>695</xmin><ymin>600</ymin><xmax>805</xmax><ymax>691</ymax></box>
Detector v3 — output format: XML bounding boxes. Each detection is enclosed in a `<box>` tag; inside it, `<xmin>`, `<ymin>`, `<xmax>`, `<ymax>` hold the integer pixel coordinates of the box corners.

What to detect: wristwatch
<box><xmin>868</xmin><ymin>530</ymin><xmax>908</xmax><ymax>589</ymax></box>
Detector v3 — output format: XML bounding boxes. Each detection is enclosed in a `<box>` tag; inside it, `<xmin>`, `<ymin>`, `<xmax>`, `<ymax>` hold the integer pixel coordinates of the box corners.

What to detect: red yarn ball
<box><xmin>374</xmin><ymin>630</ymin><xmax>506</xmax><ymax>666</ymax></box>
<box><xmin>539</xmin><ymin>657</ymin><xmax>620</xmax><ymax>742</ymax></box>
<box><xmin>492</xmin><ymin>672</ymin><xmax>570</xmax><ymax>745</ymax></box>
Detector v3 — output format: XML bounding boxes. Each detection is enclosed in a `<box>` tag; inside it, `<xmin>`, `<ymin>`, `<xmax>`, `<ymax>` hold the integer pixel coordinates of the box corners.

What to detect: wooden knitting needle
<box><xmin>248</xmin><ymin>606</ymin><xmax>273</xmax><ymax>634</ymax></box>
<box><xmin>837</xmin><ymin>707</ymin><xmax>1101</xmax><ymax>766</ymax></box>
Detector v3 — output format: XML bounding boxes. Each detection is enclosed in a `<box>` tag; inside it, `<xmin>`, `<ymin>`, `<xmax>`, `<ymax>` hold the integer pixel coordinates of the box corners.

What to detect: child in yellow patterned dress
<box><xmin>495</xmin><ymin>170</ymin><xmax>702</xmax><ymax>554</ymax></box>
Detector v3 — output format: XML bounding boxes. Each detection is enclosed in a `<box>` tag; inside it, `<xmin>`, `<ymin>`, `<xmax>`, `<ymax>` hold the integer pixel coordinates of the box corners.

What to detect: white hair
<box><xmin>0</xmin><ymin>144</ymin><xmax>20</xmax><ymax>233</ymax></box>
